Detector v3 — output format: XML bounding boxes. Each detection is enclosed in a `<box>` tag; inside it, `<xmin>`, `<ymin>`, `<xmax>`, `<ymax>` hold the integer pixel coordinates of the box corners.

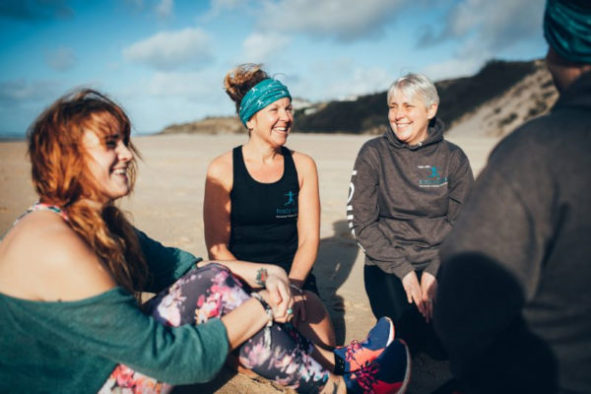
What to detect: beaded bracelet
<box><xmin>251</xmin><ymin>292</ymin><xmax>273</xmax><ymax>326</ymax></box>
<box><xmin>251</xmin><ymin>292</ymin><xmax>273</xmax><ymax>350</ymax></box>
<box><xmin>255</xmin><ymin>267</ymin><xmax>268</xmax><ymax>288</ymax></box>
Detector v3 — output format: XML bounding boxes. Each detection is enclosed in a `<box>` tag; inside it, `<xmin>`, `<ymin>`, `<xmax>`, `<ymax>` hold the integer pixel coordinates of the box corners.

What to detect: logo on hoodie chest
<box><xmin>417</xmin><ymin>165</ymin><xmax>448</xmax><ymax>187</ymax></box>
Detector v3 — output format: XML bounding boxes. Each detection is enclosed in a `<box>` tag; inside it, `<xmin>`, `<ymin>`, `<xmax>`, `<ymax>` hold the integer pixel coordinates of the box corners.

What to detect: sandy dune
<box><xmin>0</xmin><ymin>132</ymin><xmax>501</xmax><ymax>393</ymax></box>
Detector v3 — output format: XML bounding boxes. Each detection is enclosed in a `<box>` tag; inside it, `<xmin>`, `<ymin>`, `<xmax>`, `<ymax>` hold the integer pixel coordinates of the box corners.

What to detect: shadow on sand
<box><xmin>314</xmin><ymin>219</ymin><xmax>360</xmax><ymax>345</ymax></box>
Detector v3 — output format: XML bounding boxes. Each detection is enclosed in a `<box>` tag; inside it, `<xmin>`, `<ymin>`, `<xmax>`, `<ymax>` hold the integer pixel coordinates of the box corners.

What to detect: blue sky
<box><xmin>0</xmin><ymin>0</ymin><xmax>547</xmax><ymax>137</ymax></box>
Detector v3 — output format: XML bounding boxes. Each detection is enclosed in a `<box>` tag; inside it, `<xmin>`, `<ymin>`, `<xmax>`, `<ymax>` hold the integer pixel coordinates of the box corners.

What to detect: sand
<box><xmin>0</xmin><ymin>132</ymin><xmax>501</xmax><ymax>393</ymax></box>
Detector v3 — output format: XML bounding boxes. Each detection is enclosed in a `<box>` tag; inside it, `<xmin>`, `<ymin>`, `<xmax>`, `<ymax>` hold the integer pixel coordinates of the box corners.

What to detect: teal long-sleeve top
<box><xmin>0</xmin><ymin>229</ymin><xmax>229</xmax><ymax>393</ymax></box>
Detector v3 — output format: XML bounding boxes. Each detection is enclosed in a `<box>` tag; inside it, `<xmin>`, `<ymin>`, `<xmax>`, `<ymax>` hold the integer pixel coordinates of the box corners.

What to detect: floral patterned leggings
<box><xmin>99</xmin><ymin>263</ymin><xmax>329</xmax><ymax>393</ymax></box>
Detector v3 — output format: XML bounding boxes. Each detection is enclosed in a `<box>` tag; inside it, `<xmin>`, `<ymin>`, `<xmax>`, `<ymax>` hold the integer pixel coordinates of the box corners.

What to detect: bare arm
<box><xmin>288</xmin><ymin>152</ymin><xmax>320</xmax><ymax>288</ymax></box>
<box><xmin>222</xmin><ymin>293</ymin><xmax>281</xmax><ymax>349</ymax></box>
<box><xmin>197</xmin><ymin>259</ymin><xmax>286</xmax><ymax>289</ymax></box>
<box><xmin>203</xmin><ymin>152</ymin><xmax>237</xmax><ymax>261</ymax></box>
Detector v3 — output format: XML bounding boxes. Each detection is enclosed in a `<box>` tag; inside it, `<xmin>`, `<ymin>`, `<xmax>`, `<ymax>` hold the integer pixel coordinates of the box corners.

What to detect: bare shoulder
<box><xmin>0</xmin><ymin>211</ymin><xmax>116</xmax><ymax>301</ymax></box>
<box><xmin>291</xmin><ymin>151</ymin><xmax>316</xmax><ymax>169</ymax></box>
<box><xmin>207</xmin><ymin>150</ymin><xmax>234</xmax><ymax>189</ymax></box>
<box><xmin>290</xmin><ymin>150</ymin><xmax>318</xmax><ymax>180</ymax></box>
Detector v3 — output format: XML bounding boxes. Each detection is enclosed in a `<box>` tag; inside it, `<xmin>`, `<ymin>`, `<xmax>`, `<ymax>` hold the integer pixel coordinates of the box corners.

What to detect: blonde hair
<box><xmin>27</xmin><ymin>89</ymin><xmax>148</xmax><ymax>298</ymax></box>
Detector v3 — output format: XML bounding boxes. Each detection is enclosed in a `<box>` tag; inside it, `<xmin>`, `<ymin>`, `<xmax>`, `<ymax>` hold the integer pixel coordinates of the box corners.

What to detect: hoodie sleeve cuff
<box><xmin>393</xmin><ymin>263</ymin><xmax>415</xmax><ymax>279</ymax></box>
<box><xmin>373</xmin><ymin>261</ymin><xmax>414</xmax><ymax>279</ymax></box>
<box><xmin>424</xmin><ymin>258</ymin><xmax>440</xmax><ymax>277</ymax></box>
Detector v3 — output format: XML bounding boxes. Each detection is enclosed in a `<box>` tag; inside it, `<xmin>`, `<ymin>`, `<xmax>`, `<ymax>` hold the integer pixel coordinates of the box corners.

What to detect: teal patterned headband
<box><xmin>544</xmin><ymin>0</ymin><xmax>591</xmax><ymax>63</ymax></box>
<box><xmin>239</xmin><ymin>79</ymin><xmax>292</xmax><ymax>125</ymax></box>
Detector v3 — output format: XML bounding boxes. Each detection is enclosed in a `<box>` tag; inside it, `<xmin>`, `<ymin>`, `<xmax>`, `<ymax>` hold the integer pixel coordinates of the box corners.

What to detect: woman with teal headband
<box><xmin>204</xmin><ymin>63</ymin><xmax>337</xmax><ymax>350</ymax></box>
<box><xmin>203</xmin><ymin>65</ymin><xmax>412</xmax><ymax>390</ymax></box>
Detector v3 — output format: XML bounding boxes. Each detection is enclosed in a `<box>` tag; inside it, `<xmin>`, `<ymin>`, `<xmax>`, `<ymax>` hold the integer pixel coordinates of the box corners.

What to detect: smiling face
<box><xmin>388</xmin><ymin>90</ymin><xmax>437</xmax><ymax>146</ymax></box>
<box><xmin>82</xmin><ymin>116</ymin><xmax>133</xmax><ymax>203</ymax></box>
<box><xmin>246</xmin><ymin>97</ymin><xmax>293</xmax><ymax>147</ymax></box>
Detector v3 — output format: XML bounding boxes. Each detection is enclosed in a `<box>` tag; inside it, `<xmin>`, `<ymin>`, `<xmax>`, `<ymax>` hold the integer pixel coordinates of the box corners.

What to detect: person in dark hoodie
<box><xmin>348</xmin><ymin>73</ymin><xmax>474</xmax><ymax>357</ymax></box>
<box><xmin>434</xmin><ymin>0</ymin><xmax>591</xmax><ymax>393</ymax></box>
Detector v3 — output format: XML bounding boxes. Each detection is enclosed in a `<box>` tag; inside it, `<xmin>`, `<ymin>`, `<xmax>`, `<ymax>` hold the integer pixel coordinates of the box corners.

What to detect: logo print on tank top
<box><xmin>276</xmin><ymin>190</ymin><xmax>298</xmax><ymax>218</ymax></box>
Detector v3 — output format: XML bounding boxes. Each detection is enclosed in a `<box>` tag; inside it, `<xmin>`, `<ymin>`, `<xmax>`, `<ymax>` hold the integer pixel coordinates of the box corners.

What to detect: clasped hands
<box><xmin>256</xmin><ymin>267</ymin><xmax>296</xmax><ymax>324</ymax></box>
<box><xmin>401</xmin><ymin>271</ymin><xmax>437</xmax><ymax>323</ymax></box>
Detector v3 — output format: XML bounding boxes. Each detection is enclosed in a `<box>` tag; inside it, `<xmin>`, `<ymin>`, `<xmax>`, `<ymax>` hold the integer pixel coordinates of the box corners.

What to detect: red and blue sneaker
<box><xmin>334</xmin><ymin>317</ymin><xmax>395</xmax><ymax>374</ymax></box>
<box><xmin>344</xmin><ymin>339</ymin><xmax>411</xmax><ymax>394</ymax></box>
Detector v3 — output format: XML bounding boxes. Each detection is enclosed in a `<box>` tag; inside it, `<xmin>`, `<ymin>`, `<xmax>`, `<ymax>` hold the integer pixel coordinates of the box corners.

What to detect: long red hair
<box><xmin>27</xmin><ymin>89</ymin><xmax>148</xmax><ymax>297</ymax></box>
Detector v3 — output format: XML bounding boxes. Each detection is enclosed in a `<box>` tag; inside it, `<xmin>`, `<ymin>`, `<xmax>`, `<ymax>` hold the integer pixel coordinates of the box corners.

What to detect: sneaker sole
<box><xmin>383</xmin><ymin>316</ymin><xmax>395</xmax><ymax>346</ymax></box>
<box><xmin>397</xmin><ymin>339</ymin><xmax>412</xmax><ymax>394</ymax></box>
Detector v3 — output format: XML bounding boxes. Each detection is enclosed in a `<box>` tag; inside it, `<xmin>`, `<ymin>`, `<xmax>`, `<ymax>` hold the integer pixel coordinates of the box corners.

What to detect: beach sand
<box><xmin>0</xmin><ymin>132</ymin><xmax>501</xmax><ymax>393</ymax></box>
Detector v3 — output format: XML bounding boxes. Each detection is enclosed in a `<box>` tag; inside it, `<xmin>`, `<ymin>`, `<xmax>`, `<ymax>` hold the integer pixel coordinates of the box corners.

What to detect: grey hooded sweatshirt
<box><xmin>348</xmin><ymin>118</ymin><xmax>473</xmax><ymax>278</ymax></box>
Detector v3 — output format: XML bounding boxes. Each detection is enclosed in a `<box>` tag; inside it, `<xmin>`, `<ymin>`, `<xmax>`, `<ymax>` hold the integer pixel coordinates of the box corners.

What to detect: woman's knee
<box><xmin>149</xmin><ymin>263</ymin><xmax>246</xmax><ymax>324</ymax></box>
<box><xmin>303</xmin><ymin>291</ymin><xmax>330</xmax><ymax>321</ymax></box>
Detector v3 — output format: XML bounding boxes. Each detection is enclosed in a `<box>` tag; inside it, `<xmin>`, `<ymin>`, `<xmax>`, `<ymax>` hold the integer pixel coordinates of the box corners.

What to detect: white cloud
<box><xmin>123</xmin><ymin>27</ymin><xmax>212</xmax><ymax>71</ymax></box>
<box><xmin>295</xmin><ymin>58</ymin><xmax>392</xmax><ymax>102</ymax></box>
<box><xmin>156</xmin><ymin>0</ymin><xmax>173</xmax><ymax>19</ymax></box>
<box><xmin>419</xmin><ymin>0</ymin><xmax>543</xmax><ymax>54</ymax></box>
<box><xmin>142</xmin><ymin>70</ymin><xmax>222</xmax><ymax>100</ymax></box>
<box><xmin>241</xmin><ymin>33</ymin><xmax>291</xmax><ymax>63</ymax></box>
<box><xmin>420</xmin><ymin>57</ymin><xmax>484</xmax><ymax>82</ymax></box>
<box><xmin>413</xmin><ymin>0</ymin><xmax>544</xmax><ymax>84</ymax></box>
<box><xmin>210</xmin><ymin>0</ymin><xmax>242</xmax><ymax>13</ymax></box>
<box><xmin>328</xmin><ymin>66</ymin><xmax>392</xmax><ymax>100</ymax></box>
<box><xmin>118</xmin><ymin>70</ymin><xmax>233</xmax><ymax>132</ymax></box>
<box><xmin>45</xmin><ymin>46</ymin><xmax>76</xmax><ymax>71</ymax></box>
<box><xmin>258</xmin><ymin>0</ymin><xmax>408</xmax><ymax>41</ymax></box>
<box><xmin>200</xmin><ymin>0</ymin><xmax>244</xmax><ymax>21</ymax></box>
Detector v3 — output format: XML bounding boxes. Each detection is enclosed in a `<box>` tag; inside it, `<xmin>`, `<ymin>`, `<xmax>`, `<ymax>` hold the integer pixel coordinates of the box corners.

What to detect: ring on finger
<box><xmin>286</xmin><ymin>308</ymin><xmax>293</xmax><ymax>315</ymax></box>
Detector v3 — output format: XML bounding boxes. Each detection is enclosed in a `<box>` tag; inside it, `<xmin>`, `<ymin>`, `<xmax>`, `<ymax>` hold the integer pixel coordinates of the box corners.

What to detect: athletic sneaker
<box><xmin>344</xmin><ymin>339</ymin><xmax>411</xmax><ymax>394</ymax></box>
<box><xmin>334</xmin><ymin>317</ymin><xmax>395</xmax><ymax>373</ymax></box>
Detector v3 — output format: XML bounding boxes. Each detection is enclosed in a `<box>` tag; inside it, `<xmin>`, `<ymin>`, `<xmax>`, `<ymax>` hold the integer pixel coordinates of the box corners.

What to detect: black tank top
<box><xmin>229</xmin><ymin>146</ymin><xmax>299</xmax><ymax>273</ymax></box>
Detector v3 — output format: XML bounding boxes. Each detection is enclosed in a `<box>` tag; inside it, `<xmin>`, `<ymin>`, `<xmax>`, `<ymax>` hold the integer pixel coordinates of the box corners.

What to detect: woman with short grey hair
<box><xmin>387</xmin><ymin>73</ymin><xmax>440</xmax><ymax>109</ymax></box>
<box><xmin>348</xmin><ymin>72</ymin><xmax>474</xmax><ymax>360</ymax></box>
